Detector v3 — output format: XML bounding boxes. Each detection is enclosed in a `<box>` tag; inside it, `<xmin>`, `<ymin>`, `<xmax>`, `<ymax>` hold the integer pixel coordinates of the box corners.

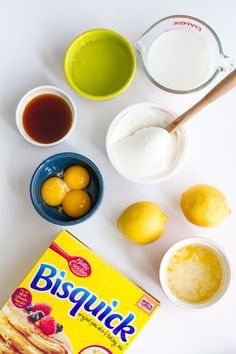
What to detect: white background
<box><xmin>0</xmin><ymin>1</ymin><xmax>236</xmax><ymax>353</ymax></box>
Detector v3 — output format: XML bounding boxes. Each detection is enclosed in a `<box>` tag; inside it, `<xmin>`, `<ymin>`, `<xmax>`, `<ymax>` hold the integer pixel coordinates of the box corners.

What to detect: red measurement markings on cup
<box><xmin>173</xmin><ymin>21</ymin><xmax>202</xmax><ymax>32</ymax></box>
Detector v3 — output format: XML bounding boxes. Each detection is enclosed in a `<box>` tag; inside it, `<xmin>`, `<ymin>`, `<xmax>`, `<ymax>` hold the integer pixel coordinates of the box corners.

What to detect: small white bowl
<box><xmin>16</xmin><ymin>85</ymin><xmax>76</xmax><ymax>146</ymax></box>
<box><xmin>159</xmin><ymin>237</ymin><xmax>231</xmax><ymax>310</ymax></box>
<box><xmin>106</xmin><ymin>102</ymin><xmax>187</xmax><ymax>184</ymax></box>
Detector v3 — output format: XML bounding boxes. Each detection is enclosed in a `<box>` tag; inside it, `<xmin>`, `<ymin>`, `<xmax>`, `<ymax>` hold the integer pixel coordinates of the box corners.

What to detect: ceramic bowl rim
<box><xmin>64</xmin><ymin>28</ymin><xmax>136</xmax><ymax>101</ymax></box>
<box><xmin>16</xmin><ymin>85</ymin><xmax>77</xmax><ymax>146</ymax></box>
<box><xmin>159</xmin><ymin>237</ymin><xmax>231</xmax><ymax>310</ymax></box>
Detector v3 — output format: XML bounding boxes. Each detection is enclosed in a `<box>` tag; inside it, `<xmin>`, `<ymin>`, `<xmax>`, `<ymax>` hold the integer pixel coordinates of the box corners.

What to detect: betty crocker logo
<box><xmin>69</xmin><ymin>257</ymin><xmax>92</xmax><ymax>278</ymax></box>
<box><xmin>173</xmin><ymin>21</ymin><xmax>202</xmax><ymax>32</ymax></box>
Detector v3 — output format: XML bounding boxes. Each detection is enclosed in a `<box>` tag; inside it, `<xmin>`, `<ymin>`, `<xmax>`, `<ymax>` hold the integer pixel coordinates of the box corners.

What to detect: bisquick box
<box><xmin>0</xmin><ymin>230</ymin><xmax>160</xmax><ymax>353</ymax></box>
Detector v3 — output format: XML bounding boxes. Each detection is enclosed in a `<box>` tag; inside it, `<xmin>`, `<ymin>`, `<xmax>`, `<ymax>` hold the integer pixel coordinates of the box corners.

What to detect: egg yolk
<box><xmin>62</xmin><ymin>190</ymin><xmax>91</xmax><ymax>218</ymax></box>
<box><xmin>63</xmin><ymin>165</ymin><xmax>90</xmax><ymax>190</ymax></box>
<box><xmin>41</xmin><ymin>177</ymin><xmax>68</xmax><ymax>206</ymax></box>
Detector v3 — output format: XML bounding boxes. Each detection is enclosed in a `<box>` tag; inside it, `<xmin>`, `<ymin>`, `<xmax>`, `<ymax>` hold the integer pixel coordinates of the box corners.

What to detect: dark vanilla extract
<box><xmin>23</xmin><ymin>94</ymin><xmax>72</xmax><ymax>144</ymax></box>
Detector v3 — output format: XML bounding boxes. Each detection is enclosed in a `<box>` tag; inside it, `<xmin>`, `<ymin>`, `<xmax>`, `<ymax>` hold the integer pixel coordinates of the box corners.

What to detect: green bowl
<box><xmin>64</xmin><ymin>29</ymin><xmax>136</xmax><ymax>100</ymax></box>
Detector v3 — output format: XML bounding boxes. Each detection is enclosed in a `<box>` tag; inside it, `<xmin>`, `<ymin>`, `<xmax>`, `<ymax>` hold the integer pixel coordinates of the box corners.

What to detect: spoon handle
<box><xmin>166</xmin><ymin>69</ymin><xmax>236</xmax><ymax>133</ymax></box>
<box><xmin>50</xmin><ymin>242</ymin><xmax>70</xmax><ymax>262</ymax></box>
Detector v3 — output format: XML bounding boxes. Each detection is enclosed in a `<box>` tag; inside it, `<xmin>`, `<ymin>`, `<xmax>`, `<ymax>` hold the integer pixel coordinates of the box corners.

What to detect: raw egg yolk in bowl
<box><xmin>62</xmin><ymin>190</ymin><xmax>91</xmax><ymax>217</ymax></box>
<box><xmin>41</xmin><ymin>165</ymin><xmax>92</xmax><ymax>218</ymax></box>
<box><xmin>41</xmin><ymin>177</ymin><xmax>69</xmax><ymax>206</ymax></box>
<box><xmin>63</xmin><ymin>165</ymin><xmax>90</xmax><ymax>189</ymax></box>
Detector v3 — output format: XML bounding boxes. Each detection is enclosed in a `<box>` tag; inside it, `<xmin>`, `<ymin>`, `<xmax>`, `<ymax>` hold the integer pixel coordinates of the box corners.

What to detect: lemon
<box><xmin>180</xmin><ymin>184</ymin><xmax>230</xmax><ymax>227</ymax></box>
<box><xmin>117</xmin><ymin>202</ymin><xmax>167</xmax><ymax>244</ymax></box>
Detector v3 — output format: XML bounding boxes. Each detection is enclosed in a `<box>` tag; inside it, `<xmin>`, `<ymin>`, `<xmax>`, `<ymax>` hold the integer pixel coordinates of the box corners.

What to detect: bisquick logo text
<box><xmin>30</xmin><ymin>263</ymin><xmax>136</xmax><ymax>343</ymax></box>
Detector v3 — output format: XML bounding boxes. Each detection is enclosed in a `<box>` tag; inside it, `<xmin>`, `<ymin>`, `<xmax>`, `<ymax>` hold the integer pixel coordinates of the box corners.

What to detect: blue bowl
<box><xmin>30</xmin><ymin>152</ymin><xmax>104</xmax><ymax>225</ymax></box>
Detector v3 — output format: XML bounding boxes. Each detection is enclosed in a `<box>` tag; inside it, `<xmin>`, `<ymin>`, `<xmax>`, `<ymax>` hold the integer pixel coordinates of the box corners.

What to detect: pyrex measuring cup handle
<box><xmin>219</xmin><ymin>54</ymin><xmax>236</xmax><ymax>72</ymax></box>
<box><xmin>49</xmin><ymin>242</ymin><xmax>70</xmax><ymax>261</ymax></box>
<box><xmin>199</xmin><ymin>69</ymin><xmax>236</xmax><ymax>103</ymax></box>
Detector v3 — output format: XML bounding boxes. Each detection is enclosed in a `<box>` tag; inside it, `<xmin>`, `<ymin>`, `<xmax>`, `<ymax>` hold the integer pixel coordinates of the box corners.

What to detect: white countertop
<box><xmin>0</xmin><ymin>1</ymin><xmax>236</xmax><ymax>353</ymax></box>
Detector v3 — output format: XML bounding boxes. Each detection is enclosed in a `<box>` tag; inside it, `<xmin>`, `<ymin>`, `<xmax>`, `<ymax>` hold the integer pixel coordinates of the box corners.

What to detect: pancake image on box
<box><xmin>0</xmin><ymin>299</ymin><xmax>72</xmax><ymax>353</ymax></box>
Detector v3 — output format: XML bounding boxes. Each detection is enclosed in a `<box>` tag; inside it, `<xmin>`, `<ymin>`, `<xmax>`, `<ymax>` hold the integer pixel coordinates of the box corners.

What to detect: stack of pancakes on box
<box><xmin>0</xmin><ymin>300</ymin><xmax>72</xmax><ymax>354</ymax></box>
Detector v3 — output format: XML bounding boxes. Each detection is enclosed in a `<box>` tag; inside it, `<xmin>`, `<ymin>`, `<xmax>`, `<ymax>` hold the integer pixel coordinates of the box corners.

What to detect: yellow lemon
<box><xmin>117</xmin><ymin>202</ymin><xmax>167</xmax><ymax>244</ymax></box>
<box><xmin>180</xmin><ymin>184</ymin><xmax>231</xmax><ymax>227</ymax></box>
<box><xmin>41</xmin><ymin>177</ymin><xmax>69</xmax><ymax>206</ymax></box>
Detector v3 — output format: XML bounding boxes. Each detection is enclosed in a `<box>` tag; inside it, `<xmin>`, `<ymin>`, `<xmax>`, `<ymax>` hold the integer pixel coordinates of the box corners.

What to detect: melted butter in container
<box><xmin>106</xmin><ymin>103</ymin><xmax>187</xmax><ymax>183</ymax></box>
<box><xmin>167</xmin><ymin>245</ymin><xmax>223</xmax><ymax>304</ymax></box>
<box><xmin>159</xmin><ymin>238</ymin><xmax>231</xmax><ymax>309</ymax></box>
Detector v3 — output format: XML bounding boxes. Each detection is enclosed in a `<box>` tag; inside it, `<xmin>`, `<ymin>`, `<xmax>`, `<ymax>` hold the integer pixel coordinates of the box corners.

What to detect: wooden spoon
<box><xmin>165</xmin><ymin>69</ymin><xmax>236</xmax><ymax>134</ymax></box>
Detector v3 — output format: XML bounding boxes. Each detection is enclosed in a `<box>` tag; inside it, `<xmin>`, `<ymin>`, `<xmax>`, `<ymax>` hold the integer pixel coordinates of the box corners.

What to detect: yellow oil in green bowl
<box><xmin>64</xmin><ymin>29</ymin><xmax>136</xmax><ymax>100</ymax></box>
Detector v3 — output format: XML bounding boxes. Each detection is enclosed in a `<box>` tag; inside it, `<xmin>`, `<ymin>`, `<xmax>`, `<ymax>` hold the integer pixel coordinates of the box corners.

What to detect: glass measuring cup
<box><xmin>135</xmin><ymin>15</ymin><xmax>235</xmax><ymax>94</ymax></box>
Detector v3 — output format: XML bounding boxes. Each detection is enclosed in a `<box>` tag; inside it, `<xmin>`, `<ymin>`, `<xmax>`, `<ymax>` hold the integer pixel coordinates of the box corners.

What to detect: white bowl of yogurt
<box><xmin>106</xmin><ymin>102</ymin><xmax>187</xmax><ymax>184</ymax></box>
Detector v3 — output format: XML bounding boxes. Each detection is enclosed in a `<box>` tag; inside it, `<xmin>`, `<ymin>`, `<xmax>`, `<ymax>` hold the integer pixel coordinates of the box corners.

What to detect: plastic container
<box><xmin>106</xmin><ymin>102</ymin><xmax>187</xmax><ymax>184</ymax></box>
<box><xmin>64</xmin><ymin>29</ymin><xmax>136</xmax><ymax>100</ymax></box>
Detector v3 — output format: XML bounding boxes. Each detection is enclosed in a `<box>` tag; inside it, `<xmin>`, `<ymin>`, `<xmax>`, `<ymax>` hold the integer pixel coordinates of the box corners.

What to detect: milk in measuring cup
<box><xmin>148</xmin><ymin>29</ymin><xmax>214</xmax><ymax>91</ymax></box>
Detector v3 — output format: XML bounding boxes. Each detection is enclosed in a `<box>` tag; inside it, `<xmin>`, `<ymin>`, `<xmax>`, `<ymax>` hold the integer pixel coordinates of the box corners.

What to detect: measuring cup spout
<box><xmin>135</xmin><ymin>32</ymin><xmax>150</xmax><ymax>56</ymax></box>
<box><xmin>135</xmin><ymin>39</ymin><xmax>144</xmax><ymax>54</ymax></box>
